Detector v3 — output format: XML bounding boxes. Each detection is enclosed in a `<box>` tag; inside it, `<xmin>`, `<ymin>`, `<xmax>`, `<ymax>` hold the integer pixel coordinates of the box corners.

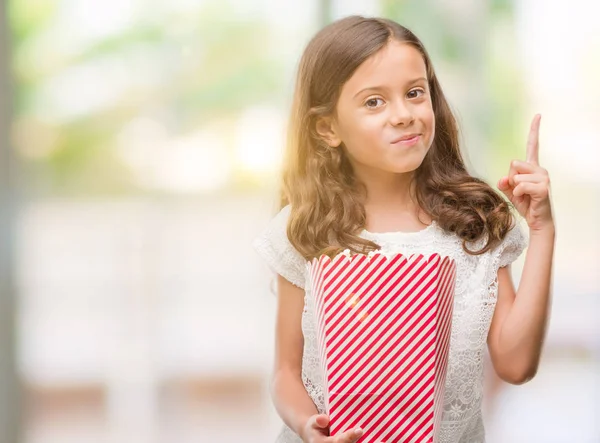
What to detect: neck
<box><xmin>358</xmin><ymin>170</ymin><xmax>417</xmax><ymax>210</ymax></box>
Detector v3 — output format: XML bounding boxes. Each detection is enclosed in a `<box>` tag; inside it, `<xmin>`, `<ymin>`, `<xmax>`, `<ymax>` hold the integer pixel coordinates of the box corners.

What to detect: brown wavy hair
<box><xmin>279</xmin><ymin>15</ymin><xmax>514</xmax><ymax>260</ymax></box>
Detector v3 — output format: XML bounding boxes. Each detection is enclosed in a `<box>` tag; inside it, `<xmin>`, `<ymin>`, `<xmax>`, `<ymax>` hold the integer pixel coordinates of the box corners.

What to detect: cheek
<box><xmin>340</xmin><ymin>113</ymin><xmax>381</xmax><ymax>142</ymax></box>
<box><xmin>427</xmin><ymin>114</ymin><xmax>435</xmax><ymax>143</ymax></box>
<box><xmin>418</xmin><ymin>107</ymin><xmax>435</xmax><ymax>145</ymax></box>
<box><xmin>355</xmin><ymin>114</ymin><xmax>389</xmax><ymax>142</ymax></box>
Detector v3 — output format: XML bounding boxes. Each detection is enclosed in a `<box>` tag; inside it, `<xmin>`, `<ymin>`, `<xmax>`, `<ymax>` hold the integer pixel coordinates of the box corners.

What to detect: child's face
<box><xmin>331</xmin><ymin>40</ymin><xmax>435</xmax><ymax>180</ymax></box>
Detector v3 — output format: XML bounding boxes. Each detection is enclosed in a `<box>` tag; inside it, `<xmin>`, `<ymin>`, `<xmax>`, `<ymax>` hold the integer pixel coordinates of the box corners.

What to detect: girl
<box><xmin>253</xmin><ymin>15</ymin><xmax>554</xmax><ymax>443</ymax></box>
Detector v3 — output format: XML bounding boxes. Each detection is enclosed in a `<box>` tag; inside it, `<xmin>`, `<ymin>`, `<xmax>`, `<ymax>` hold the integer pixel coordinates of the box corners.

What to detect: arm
<box><xmin>271</xmin><ymin>275</ymin><xmax>366</xmax><ymax>443</ymax></box>
<box><xmin>487</xmin><ymin>225</ymin><xmax>555</xmax><ymax>384</ymax></box>
<box><xmin>489</xmin><ymin>113</ymin><xmax>555</xmax><ymax>384</ymax></box>
<box><xmin>271</xmin><ymin>274</ymin><xmax>320</xmax><ymax>438</ymax></box>
<box><xmin>254</xmin><ymin>207</ymin><xmax>361</xmax><ymax>442</ymax></box>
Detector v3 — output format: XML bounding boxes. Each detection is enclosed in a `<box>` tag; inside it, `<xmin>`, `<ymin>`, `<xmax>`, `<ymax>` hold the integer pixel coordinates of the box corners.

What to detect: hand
<box><xmin>498</xmin><ymin>114</ymin><xmax>554</xmax><ymax>232</ymax></box>
<box><xmin>300</xmin><ymin>414</ymin><xmax>364</xmax><ymax>443</ymax></box>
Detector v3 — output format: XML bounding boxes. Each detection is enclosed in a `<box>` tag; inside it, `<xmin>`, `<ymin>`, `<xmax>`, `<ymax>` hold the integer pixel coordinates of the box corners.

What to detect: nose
<box><xmin>388</xmin><ymin>99</ymin><xmax>414</xmax><ymax>126</ymax></box>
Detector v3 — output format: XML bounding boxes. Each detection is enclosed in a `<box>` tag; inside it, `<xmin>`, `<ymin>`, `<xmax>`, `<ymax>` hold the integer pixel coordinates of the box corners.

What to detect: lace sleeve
<box><xmin>252</xmin><ymin>205</ymin><xmax>307</xmax><ymax>289</ymax></box>
<box><xmin>495</xmin><ymin>218</ymin><xmax>529</xmax><ymax>268</ymax></box>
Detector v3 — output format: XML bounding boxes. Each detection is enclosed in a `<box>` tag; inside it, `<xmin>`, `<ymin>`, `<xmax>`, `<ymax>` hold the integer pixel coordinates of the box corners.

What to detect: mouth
<box><xmin>391</xmin><ymin>133</ymin><xmax>421</xmax><ymax>145</ymax></box>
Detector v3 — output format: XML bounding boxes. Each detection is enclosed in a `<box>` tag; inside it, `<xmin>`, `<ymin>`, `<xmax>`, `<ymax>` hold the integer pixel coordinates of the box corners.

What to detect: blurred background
<box><xmin>0</xmin><ymin>0</ymin><xmax>599</xmax><ymax>442</ymax></box>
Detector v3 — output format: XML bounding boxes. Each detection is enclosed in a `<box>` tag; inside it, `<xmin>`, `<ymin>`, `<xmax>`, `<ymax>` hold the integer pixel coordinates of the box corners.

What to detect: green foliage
<box><xmin>9</xmin><ymin>0</ymin><xmax>287</xmax><ymax>195</ymax></box>
<box><xmin>8</xmin><ymin>0</ymin><xmax>57</xmax><ymax>42</ymax></box>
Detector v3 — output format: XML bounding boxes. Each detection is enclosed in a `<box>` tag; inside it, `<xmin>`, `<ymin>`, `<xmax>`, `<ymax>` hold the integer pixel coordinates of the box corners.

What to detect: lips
<box><xmin>391</xmin><ymin>133</ymin><xmax>421</xmax><ymax>144</ymax></box>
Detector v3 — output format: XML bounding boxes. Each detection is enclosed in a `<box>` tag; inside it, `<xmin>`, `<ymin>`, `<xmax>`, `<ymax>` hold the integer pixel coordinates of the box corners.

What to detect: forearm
<box><xmin>497</xmin><ymin>224</ymin><xmax>555</xmax><ymax>378</ymax></box>
<box><xmin>271</xmin><ymin>368</ymin><xmax>319</xmax><ymax>439</ymax></box>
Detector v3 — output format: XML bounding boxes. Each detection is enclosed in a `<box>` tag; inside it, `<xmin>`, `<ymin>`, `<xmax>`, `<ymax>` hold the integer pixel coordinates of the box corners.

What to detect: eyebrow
<box><xmin>353</xmin><ymin>77</ymin><xmax>428</xmax><ymax>99</ymax></box>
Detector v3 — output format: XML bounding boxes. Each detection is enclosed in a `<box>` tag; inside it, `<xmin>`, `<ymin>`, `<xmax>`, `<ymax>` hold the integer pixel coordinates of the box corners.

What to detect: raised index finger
<box><xmin>526</xmin><ymin>113</ymin><xmax>541</xmax><ymax>165</ymax></box>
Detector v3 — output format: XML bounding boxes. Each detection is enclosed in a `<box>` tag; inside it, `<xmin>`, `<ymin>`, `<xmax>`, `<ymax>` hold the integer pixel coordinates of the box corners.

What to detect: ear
<box><xmin>315</xmin><ymin>115</ymin><xmax>342</xmax><ymax>148</ymax></box>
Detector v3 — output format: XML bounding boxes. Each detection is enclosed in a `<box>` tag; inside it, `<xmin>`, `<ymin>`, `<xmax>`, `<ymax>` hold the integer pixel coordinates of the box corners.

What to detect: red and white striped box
<box><xmin>307</xmin><ymin>251</ymin><xmax>457</xmax><ymax>443</ymax></box>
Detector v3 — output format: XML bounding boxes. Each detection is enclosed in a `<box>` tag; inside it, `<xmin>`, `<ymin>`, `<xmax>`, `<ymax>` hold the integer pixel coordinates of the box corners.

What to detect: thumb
<box><xmin>314</xmin><ymin>414</ymin><xmax>330</xmax><ymax>429</ymax></box>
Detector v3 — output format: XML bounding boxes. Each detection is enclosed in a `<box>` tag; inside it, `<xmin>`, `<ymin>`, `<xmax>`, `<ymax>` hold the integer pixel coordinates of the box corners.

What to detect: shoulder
<box><xmin>252</xmin><ymin>204</ymin><xmax>307</xmax><ymax>289</ymax></box>
<box><xmin>491</xmin><ymin>217</ymin><xmax>529</xmax><ymax>268</ymax></box>
<box><xmin>254</xmin><ymin>204</ymin><xmax>293</xmax><ymax>247</ymax></box>
<box><xmin>452</xmin><ymin>216</ymin><xmax>528</xmax><ymax>267</ymax></box>
<box><xmin>272</xmin><ymin>204</ymin><xmax>292</xmax><ymax>226</ymax></box>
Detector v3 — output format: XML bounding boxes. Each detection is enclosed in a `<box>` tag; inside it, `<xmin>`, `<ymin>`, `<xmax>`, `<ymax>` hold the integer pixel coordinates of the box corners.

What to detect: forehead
<box><xmin>342</xmin><ymin>41</ymin><xmax>427</xmax><ymax>94</ymax></box>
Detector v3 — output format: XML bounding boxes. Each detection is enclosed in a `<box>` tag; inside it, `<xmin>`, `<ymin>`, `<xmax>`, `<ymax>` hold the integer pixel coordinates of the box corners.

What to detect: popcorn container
<box><xmin>307</xmin><ymin>251</ymin><xmax>457</xmax><ymax>443</ymax></box>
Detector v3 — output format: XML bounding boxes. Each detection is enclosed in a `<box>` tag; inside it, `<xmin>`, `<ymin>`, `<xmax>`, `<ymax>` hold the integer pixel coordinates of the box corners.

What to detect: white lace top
<box><xmin>252</xmin><ymin>205</ymin><xmax>528</xmax><ymax>443</ymax></box>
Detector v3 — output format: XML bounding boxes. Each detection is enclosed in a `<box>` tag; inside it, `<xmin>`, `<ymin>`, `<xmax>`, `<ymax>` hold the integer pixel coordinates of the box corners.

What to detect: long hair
<box><xmin>280</xmin><ymin>15</ymin><xmax>514</xmax><ymax>260</ymax></box>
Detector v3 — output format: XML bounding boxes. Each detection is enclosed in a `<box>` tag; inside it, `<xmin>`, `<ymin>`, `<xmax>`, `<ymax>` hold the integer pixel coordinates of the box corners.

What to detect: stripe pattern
<box><xmin>307</xmin><ymin>252</ymin><xmax>457</xmax><ymax>443</ymax></box>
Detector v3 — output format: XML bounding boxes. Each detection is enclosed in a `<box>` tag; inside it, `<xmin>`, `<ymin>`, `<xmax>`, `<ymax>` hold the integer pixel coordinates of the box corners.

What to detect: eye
<box><xmin>407</xmin><ymin>88</ymin><xmax>426</xmax><ymax>99</ymax></box>
<box><xmin>364</xmin><ymin>97</ymin><xmax>385</xmax><ymax>109</ymax></box>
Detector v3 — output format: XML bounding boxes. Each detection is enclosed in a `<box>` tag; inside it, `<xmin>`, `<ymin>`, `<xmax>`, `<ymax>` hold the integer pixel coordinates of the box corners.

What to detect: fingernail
<box><xmin>355</xmin><ymin>428</ymin><xmax>364</xmax><ymax>436</ymax></box>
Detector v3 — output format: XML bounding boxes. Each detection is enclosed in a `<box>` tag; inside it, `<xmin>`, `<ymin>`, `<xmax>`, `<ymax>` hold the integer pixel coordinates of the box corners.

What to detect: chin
<box><xmin>386</xmin><ymin>158</ymin><xmax>426</xmax><ymax>174</ymax></box>
<box><xmin>392</xmin><ymin>166</ymin><xmax>421</xmax><ymax>174</ymax></box>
